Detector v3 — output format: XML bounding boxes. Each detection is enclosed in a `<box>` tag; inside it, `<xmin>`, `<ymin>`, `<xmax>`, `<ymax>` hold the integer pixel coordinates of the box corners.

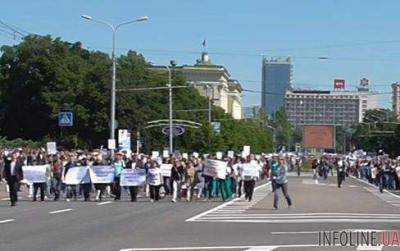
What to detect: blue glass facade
<box><xmin>261</xmin><ymin>59</ymin><xmax>292</xmax><ymax>116</ymax></box>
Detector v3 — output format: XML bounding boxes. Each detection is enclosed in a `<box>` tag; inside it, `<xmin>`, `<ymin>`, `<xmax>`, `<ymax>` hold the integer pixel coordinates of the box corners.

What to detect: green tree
<box><xmin>352</xmin><ymin>109</ymin><xmax>399</xmax><ymax>156</ymax></box>
<box><xmin>271</xmin><ymin>107</ymin><xmax>294</xmax><ymax>151</ymax></box>
<box><xmin>0</xmin><ymin>35</ymin><xmax>273</xmax><ymax>153</ymax></box>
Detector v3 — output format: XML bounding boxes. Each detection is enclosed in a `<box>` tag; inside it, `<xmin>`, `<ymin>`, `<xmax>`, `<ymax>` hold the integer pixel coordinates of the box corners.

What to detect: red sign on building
<box><xmin>334</xmin><ymin>79</ymin><xmax>345</xmax><ymax>90</ymax></box>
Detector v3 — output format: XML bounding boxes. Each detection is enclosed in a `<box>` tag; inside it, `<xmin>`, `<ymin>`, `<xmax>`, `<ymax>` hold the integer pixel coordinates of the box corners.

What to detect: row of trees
<box><xmin>0</xmin><ymin>35</ymin><xmax>273</xmax><ymax>153</ymax></box>
<box><xmin>351</xmin><ymin>109</ymin><xmax>400</xmax><ymax>157</ymax></box>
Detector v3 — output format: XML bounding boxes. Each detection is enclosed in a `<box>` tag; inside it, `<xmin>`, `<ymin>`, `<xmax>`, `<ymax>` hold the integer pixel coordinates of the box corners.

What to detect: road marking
<box><xmin>271</xmin><ymin>229</ymin><xmax>393</xmax><ymax>235</ymax></box>
<box><xmin>271</xmin><ymin>231</ymin><xmax>319</xmax><ymax>234</ymax></box>
<box><xmin>1</xmin><ymin>198</ymin><xmax>10</xmax><ymax>201</ymax></box>
<box><xmin>195</xmin><ymin>218</ymin><xmax>400</xmax><ymax>223</ymax></box>
<box><xmin>0</xmin><ymin>219</ymin><xmax>15</xmax><ymax>224</ymax></box>
<box><xmin>120</xmin><ymin>244</ymin><xmax>320</xmax><ymax>251</ymax></box>
<box><xmin>186</xmin><ymin>182</ymin><xmax>270</xmax><ymax>222</ymax></box>
<box><xmin>49</xmin><ymin>208</ymin><xmax>73</xmax><ymax>214</ymax></box>
<box><xmin>245</xmin><ymin>247</ymin><xmax>277</xmax><ymax>251</ymax></box>
<box><xmin>350</xmin><ymin>176</ymin><xmax>400</xmax><ymax>199</ymax></box>
<box><xmin>96</xmin><ymin>201</ymin><xmax>112</xmax><ymax>206</ymax></box>
<box><xmin>357</xmin><ymin>245</ymin><xmax>382</xmax><ymax>250</ymax></box>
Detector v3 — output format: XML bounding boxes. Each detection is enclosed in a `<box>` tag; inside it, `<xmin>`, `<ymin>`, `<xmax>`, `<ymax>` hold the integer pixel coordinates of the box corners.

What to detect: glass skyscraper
<box><xmin>261</xmin><ymin>57</ymin><xmax>292</xmax><ymax>116</ymax></box>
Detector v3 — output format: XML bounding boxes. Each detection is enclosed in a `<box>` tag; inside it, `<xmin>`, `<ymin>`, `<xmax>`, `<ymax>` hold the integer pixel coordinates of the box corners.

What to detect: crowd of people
<box><xmin>0</xmin><ymin>148</ymin><xmax>297</xmax><ymax>207</ymax></box>
<box><xmin>311</xmin><ymin>150</ymin><xmax>400</xmax><ymax>191</ymax></box>
<box><xmin>5</xmin><ymin>146</ymin><xmax>398</xmax><ymax>209</ymax></box>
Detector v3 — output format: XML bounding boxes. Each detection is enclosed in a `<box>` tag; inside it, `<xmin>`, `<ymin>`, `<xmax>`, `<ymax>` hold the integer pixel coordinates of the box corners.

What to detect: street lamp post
<box><xmin>161</xmin><ymin>66</ymin><xmax>173</xmax><ymax>154</ymax></box>
<box><xmin>81</xmin><ymin>14</ymin><xmax>148</xmax><ymax>144</ymax></box>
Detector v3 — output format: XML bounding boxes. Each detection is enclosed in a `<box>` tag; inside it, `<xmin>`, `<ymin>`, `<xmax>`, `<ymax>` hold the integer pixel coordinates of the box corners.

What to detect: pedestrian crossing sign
<box><xmin>58</xmin><ymin>112</ymin><xmax>73</xmax><ymax>127</ymax></box>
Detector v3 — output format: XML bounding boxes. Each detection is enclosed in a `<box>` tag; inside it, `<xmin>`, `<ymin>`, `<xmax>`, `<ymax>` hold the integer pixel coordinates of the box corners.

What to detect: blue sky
<box><xmin>1</xmin><ymin>0</ymin><xmax>399</xmax><ymax>107</ymax></box>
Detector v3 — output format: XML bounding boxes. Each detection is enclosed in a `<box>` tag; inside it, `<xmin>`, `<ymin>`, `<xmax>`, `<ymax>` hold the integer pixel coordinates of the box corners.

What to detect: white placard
<box><xmin>227</xmin><ymin>151</ymin><xmax>234</xmax><ymax>158</ymax></box>
<box><xmin>89</xmin><ymin>166</ymin><xmax>115</xmax><ymax>183</ymax></box>
<box><xmin>182</xmin><ymin>153</ymin><xmax>188</xmax><ymax>159</ymax></box>
<box><xmin>22</xmin><ymin>165</ymin><xmax>48</xmax><ymax>183</ymax></box>
<box><xmin>108</xmin><ymin>139</ymin><xmax>116</xmax><ymax>150</ymax></box>
<box><xmin>243</xmin><ymin>145</ymin><xmax>250</xmax><ymax>156</ymax></box>
<box><xmin>371</xmin><ymin>167</ymin><xmax>377</xmax><ymax>179</ymax></box>
<box><xmin>120</xmin><ymin>169</ymin><xmax>146</xmax><ymax>186</ymax></box>
<box><xmin>163</xmin><ymin>150</ymin><xmax>169</xmax><ymax>158</ymax></box>
<box><xmin>241</xmin><ymin>163</ymin><xmax>260</xmax><ymax>178</ymax></box>
<box><xmin>46</xmin><ymin>142</ymin><xmax>57</xmax><ymax>155</ymax></box>
<box><xmin>203</xmin><ymin>159</ymin><xmax>227</xmax><ymax>179</ymax></box>
<box><xmin>147</xmin><ymin>168</ymin><xmax>162</xmax><ymax>185</ymax></box>
<box><xmin>118</xmin><ymin>129</ymin><xmax>131</xmax><ymax>154</ymax></box>
<box><xmin>216</xmin><ymin>152</ymin><xmax>223</xmax><ymax>160</ymax></box>
<box><xmin>64</xmin><ymin>166</ymin><xmax>91</xmax><ymax>185</ymax></box>
<box><xmin>192</xmin><ymin>152</ymin><xmax>199</xmax><ymax>158</ymax></box>
<box><xmin>151</xmin><ymin>151</ymin><xmax>159</xmax><ymax>159</ymax></box>
<box><xmin>160</xmin><ymin>164</ymin><xmax>172</xmax><ymax>177</ymax></box>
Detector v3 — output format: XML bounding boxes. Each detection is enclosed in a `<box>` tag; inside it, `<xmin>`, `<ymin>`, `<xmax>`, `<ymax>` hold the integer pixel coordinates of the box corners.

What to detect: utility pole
<box><xmin>206</xmin><ymin>85</ymin><xmax>212</xmax><ymax>123</ymax></box>
<box><xmin>81</xmin><ymin>14</ymin><xmax>148</xmax><ymax>150</ymax></box>
<box><xmin>167</xmin><ymin>66</ymin><xmax>173</xmax><ymax>154</ymax></box>
<box><xmin>136</xmin><ymin>131</ymin><xmax>140</xmax><ymax>154</ymax></box>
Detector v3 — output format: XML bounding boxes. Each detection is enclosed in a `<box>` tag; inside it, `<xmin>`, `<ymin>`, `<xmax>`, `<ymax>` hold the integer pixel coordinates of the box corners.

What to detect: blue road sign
<box><xmin>59</xmin><ymin>112</ymin><xmax>73</xmax><ymax>127</ymax></box>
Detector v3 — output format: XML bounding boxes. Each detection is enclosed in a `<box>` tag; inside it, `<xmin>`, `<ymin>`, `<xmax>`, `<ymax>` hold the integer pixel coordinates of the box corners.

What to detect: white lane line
<box><xmin>245</xmin><ymin>247</ymin><xmax>277</xmax><ymax>251</ymax></box>
<box><xmin>186</xmin><ymin>182</ymin><xmax>270</xmax><ymax>222</ymax></box>
<box><xmin>96</xmin><ymin>201</ymin><xmax>112</xmax><ymax>206</ymax></box>
<box><xmin>202</xmin><ymin>213</ymin><xmax>400</xmax><ymax>217</ymax></box>
<box><xmin>1</xmin><ymin>198</ymin><xmax>10</xmax><ymax>201</ymax></box>
<box><xmin>357</xmin><ymin>245</ymin><xmax>382</xmax><ymax>250</ymax></box>
<box><xmin>0</xmin><ymin>219</ymin><xmax>15</xmax><ymax>224</ymax></box>
<box><xmin>271</xmin><ymin>231</ymin><xmax>319</xmax><ymax>234</ymax></box>
<box><xmin>120</xmin><ymin>244</ymin><xmax>320</xmax><ymax>251</ymax></box>
<box><xmin>272</xmin><ymin>229</ymin><xmax>392</xmax><ymax>235</ymax></box>
<box><xmin>49</xmin><ymin>208</ymin><xmax>73</xmax><ymax>214</ymax></box>
<box><xmin>195</xmin><ymin>219</ymin><xmax>400</xmax><ymax>223</ymax></box>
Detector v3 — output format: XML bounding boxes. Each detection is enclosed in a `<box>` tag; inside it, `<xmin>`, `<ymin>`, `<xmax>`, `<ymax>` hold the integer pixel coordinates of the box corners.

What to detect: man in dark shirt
<box><xmin>2</xmin><ymin>151</ymin><xmax>24</xmax><ymax>206</ymax></box>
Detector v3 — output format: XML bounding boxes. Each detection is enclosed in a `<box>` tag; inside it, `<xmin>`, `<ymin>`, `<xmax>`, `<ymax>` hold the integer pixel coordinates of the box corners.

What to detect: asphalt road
<box><xmin>0</xmin><ymin>175</ymin><xmax>399</xmax><ymax>251</ymax></box>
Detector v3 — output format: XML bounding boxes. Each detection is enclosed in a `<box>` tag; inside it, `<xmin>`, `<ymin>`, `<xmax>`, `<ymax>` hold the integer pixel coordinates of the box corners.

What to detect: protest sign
<box><xmin>46</xmin><ymin>142</ymin><xmax>57</xmax><ymax>155</ymax></box>
<box><xmin>151</xmin><ymin>151</ymin><xmax>159</xmax><ymax>159</ymax></box>
<box><xmin>243</xmin><ymin>145</ymin><xmax>250</xmax><ymax>156</ymax></box>
<box><xmin>162</xmin><ymin>150</ymin><xmax>169</xmax><ymax>158</ymax></box>
<box><xmin>89</xmin><ymin>166</ymin><xmax>115</xmax><ymax>183</ymax></box>
<box><xmin>108</xmin><ymin>139</ymin><xmax>116</xmax><ymax>150</ymax></box>
<box><xmin>216</xmin><ymin>151</ymin><xmax>223</xmax><ymax>160</ymax></box>
<box><xmin>192</xmin><ymin>152</ymin><xmax>199</xmax><ymax>158</ymax></box>
<box><xmin>147</xmin><ymin>168</ymin><xmax>162</xmax><ymax>185</ymax></box>
<box><xmin>120</xmin><ymin>169</ymin><xmax>146</xmax><ymax>186</ymax></box>
<box><xmin>182</xmin><ymin>153</ymin><xmax>188</xmax><ymax>159</ymax></box>
<box><xmin>118</xmin><ymin>129</ymin><xmax>131</xmax><ymax>153</ymax></box>
<box><xmin>371</xmin><ymin>167</ymin><xmax>377</xmax><ymax>179</ymax></box>
<box><xmin>241</xmin><ymin>163</ymin><xmax>260</xmax><ymax>178</ymax></box>
<box><xmin>396</xmin><ymin>167</ymin><xmax>400</xmax><ymax>179</ymax></box>
<box><xmin>160</xmin><ymin>164</ymin><xmax>172</xmax><ymax>177</ymax></box>
<box><xmin>64</xmin><ymin>166</ymin><xmax>91</xmax><ymax>185</ymax></box>
<box><xmin>203</xmin><ymin>159</ymin><xmax>227</xmax><ymax>179</ymax></box>
<box><xmin>227</xmin><ymin>151</ymin><xmax>234</xmax><ymax>158</ymax></box>
<box><xmin>22</xmin><ymin>165</ymin><xmax>48</xmax><ymax>183</ymax></box>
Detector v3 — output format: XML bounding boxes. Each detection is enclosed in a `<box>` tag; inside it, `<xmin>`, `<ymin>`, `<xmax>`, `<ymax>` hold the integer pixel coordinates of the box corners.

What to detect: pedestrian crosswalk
<box><xmin>186</xmin><ymin>182</ymin><xmax>271</xmax><ymax>222</ymax></box>
<box><xmin>121</xmin><ymin>244</ymin><xmax>397</xmax><ymax>251</ymax></box>
<box><xmin>187</xmin><ymin>180</ymin><xmax>400</xmax><ymax>224</ymax></box>
<box><xmin>350</xmin><ymin>176</ymin><xmax>400</xmax><ymax>209</ymax></box>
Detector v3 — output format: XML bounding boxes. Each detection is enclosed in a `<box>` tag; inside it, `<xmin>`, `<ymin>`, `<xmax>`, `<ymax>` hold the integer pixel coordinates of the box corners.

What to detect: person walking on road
<box><xmin>272</xmin><ymin>157</ymin><xmax>292</xmax><ymax>210</ymax></box>
<box><xmin>336</xmin><ymin>158</ymin><xmax>346</xmax><ymax>188</ymax></box>
<box><xmin>243</xmin><ymin>155</ymin><xmax>257</xmax><ymax>202</ymax></box>
<box><xmin>113</xmin><ymin>152</ymin><xmax>125</xmax><ymax>201</ymax></box>
<box><xmin>2</xmin><ymin>150</ymin><xmax>24</xmax><ymax>206</ymax></box>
